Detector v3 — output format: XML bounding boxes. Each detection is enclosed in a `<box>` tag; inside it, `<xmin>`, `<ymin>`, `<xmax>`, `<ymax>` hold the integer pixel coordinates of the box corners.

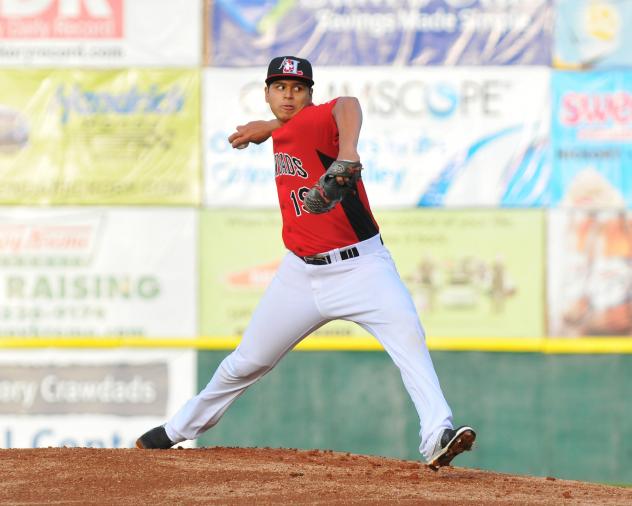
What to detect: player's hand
<box><xmin>228</xmin><ymin>120</ymin><xmax>281</xmax><ymax>149</ymax></box>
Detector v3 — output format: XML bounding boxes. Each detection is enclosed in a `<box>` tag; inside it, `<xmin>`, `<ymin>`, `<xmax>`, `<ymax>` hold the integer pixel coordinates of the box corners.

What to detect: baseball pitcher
<box><xmin>137</xmin><ymin>56</ymin><xmax>476</xmax><ymax>470</ymax></box>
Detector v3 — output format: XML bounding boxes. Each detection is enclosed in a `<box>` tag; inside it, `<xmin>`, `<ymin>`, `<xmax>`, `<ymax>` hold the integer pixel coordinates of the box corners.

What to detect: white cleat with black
<box><xmin>427</xmin><ymin>426</ymin><xmax>476</xmax><ymax>471</ymax></box>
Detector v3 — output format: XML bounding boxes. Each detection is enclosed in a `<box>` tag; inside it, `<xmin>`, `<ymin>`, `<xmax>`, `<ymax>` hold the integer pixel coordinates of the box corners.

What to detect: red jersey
<box><xmin>272</xmin><ymin>99</ymin><xmax>379</xmax><ymax>256</ymax></box>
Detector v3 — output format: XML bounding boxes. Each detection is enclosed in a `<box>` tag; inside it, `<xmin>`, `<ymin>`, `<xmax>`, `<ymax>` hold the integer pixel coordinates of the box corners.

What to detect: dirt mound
<box><xmin>0</xmin><ymin>447</ymin><xmax>630</xmax><ymax>505</ymax></box>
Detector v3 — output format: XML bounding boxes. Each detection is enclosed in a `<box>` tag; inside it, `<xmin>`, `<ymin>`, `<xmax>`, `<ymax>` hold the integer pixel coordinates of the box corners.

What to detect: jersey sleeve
<box><xmin>305</xmin><ymin>99</ymin><xmax>339</xmax><ymax>152</ymax></box>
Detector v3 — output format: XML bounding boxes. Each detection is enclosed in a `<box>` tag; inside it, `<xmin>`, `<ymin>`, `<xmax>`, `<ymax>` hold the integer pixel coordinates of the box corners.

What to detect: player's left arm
<box><xmin>332</xmin><ymin>97</ymin><xmax>362</xmax><ymax>185</ymax></box>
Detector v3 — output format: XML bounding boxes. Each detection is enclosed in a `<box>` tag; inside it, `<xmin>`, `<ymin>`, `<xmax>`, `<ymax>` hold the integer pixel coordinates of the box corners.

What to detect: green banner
<box><xmin>379</xmin><ymin>210</ymin><xmax>545</xmax><ymax>338</ymax></box>
<box><xmin>201</xmin><ymin>210</ymin><xmax>545</xmax><ymax>340</ymax></box>
<box><xmin>0</xmin><ymin>69</ymin><xmax>199</xmax><ymax>204</ymax></box>
<box><xmin>200</xmin><ymin>210</ymin><xmax>365</xmax><ymax>339</ymax></box>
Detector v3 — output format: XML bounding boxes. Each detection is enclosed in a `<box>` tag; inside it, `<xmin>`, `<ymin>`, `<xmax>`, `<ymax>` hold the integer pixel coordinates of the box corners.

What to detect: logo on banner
<box><xmin>0</xmin><ymin>0</ymin><xmax>124</xmax><ymax>39</ymax></box>
<box><xmin>55</xmin><ymin>83</ymin><xmax>186</xmax><ymax>125</ymax></box>
<box><xmin>559</xmin><ymin>91</ymin><xmax>632</xmax><ymax>141</ymax></box>
<box><xmin>560</xmin><ymin>92</ymin><xmax>632</xmax><ymax>126</ymax></box>
<box><xmin>0</xmin><ymin>213</ymin><xmax>103</xmax><ymax>265</ymax></box>
<box><xmin>226</xmin><ymin>260</ymin><xmax>280</xmax><ymax>289</ymax></box>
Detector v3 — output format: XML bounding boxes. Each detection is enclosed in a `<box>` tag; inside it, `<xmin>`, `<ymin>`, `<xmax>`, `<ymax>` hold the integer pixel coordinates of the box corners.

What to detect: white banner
<box><xmin>0</xmin><ymin>349</ymin><xmax>195</xmax><ymax>448</ymax></box>
<box><xmin>0</xmin><ymin>208</ymin><xmax>197</xmax><ymax>337</ymax></box>
<box><xmin>203</xmin><ymin>67</ymin><xmax>550</xmax><ymax>208</ymax></box>
<box><xmin>0</xmin><ymin>0</ymin><xmax>201</xmax><ymax>67</ymax></box>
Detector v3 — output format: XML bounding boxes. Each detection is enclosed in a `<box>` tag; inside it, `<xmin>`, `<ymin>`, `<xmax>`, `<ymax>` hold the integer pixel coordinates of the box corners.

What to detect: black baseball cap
<box><xmin>265</xmin><ymin>56</ymin><xmax>313</xmax><ymax>86</ymax></box>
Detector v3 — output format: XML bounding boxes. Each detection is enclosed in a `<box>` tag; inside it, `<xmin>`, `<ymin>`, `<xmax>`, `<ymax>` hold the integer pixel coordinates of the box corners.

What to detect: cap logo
<box><xmin>279</xmin><ymin>57</ymin><xmax>303</xmax><ymax>76</ymax></box>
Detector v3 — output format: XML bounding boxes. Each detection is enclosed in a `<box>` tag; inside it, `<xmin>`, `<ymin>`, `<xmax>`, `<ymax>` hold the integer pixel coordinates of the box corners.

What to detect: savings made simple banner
<box><xmin>0</xmin><ymin>0</ymin><xmax>201</xmax><ymax>67</ymax></box>
<box><xmin>200</xmin><ymin>209</ymin><xmax>545</xmax><ymax>340</ymax></box>
<box><xmin>551</xmin><ymin>71</ymin><xmax>632</xmax><ymax>208</ymax></box>
<box><xmin>209</xmin><ymin>0</ymin><xmax>552</xmax><ymax>66</ymax></box>
<box><xmin>203</xmin><ymin>67</ymin><xmax>550</xmax><ymax>208</ymax></box>
<box><xmin>0</xmin><ymin>69</ymin><xmax>200</xmax><ymax>205</ymax></box>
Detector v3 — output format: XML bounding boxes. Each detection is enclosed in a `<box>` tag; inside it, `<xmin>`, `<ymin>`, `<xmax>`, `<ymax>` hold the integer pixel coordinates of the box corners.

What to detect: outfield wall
<box><xmin>196</xmin><ymin>349</ymin><xmax>632</xmax><ymax>485</ymax></box>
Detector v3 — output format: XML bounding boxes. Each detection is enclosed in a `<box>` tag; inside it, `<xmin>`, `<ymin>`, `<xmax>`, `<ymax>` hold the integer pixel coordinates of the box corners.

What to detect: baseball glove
<box><xmin>303</xmin><ymin>160</ymin><xmax>363</xmax><ymax>214</ymax></box>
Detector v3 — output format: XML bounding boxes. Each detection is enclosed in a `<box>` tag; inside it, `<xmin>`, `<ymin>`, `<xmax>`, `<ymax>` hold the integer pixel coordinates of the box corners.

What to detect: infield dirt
<box><xmin>0</xmin><ymin>447</ymin><xmax>630</xmax><ymax>505</ymax></box>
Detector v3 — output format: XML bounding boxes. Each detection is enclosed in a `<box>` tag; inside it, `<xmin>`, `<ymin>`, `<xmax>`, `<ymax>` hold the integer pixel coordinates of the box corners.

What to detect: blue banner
<box><xmin>551</xmin><ymin>71</ymin><xmax>632</xmax><ymax>208</ymax></box>
<box><xmin>555</xmin><ymin>0</ymin><xmax>632</xmax><ymax>69</ymax></box>
<box><xmin>209</xmin><ymin>0</ymin><xmax>552</xmax><ymax>66</ymax></box>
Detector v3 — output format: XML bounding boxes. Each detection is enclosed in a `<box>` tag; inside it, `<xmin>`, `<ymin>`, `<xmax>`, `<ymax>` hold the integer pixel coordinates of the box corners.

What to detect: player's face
<box><xmin>265</xmin><ymin>80</ymin><xmax>313</xmax><ymax>123</ymax></box>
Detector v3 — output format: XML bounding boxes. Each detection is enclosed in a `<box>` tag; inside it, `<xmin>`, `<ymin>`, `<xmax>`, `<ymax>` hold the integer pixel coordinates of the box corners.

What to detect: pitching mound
<box><xmin>1</xmin><ymin>447</ymin><xmax>630</xmax><ymax>505</ymax></box>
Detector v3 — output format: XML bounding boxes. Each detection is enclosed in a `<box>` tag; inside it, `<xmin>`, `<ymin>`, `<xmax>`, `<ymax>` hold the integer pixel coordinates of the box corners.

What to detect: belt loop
<box><xmin>340</xmin><ymin>246</ymin><xmax>359</xmax><ymax>261</ymax></box>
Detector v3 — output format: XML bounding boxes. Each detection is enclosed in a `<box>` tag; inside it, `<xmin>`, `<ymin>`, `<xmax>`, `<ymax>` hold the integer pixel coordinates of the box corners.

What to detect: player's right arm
<box><xmin>331</xmin><ymin>97</ymin><xmax>363</xmax><ymax>185</ymax></box>
<box><xmin>332</xmin><ymin>97</ymin><xmax>362</xmax><ymax>163</ymax></box>
<box><xmin>228</xmin><ymin>119</ymin><xmax>281</xmax><ymax>148</ymax></box>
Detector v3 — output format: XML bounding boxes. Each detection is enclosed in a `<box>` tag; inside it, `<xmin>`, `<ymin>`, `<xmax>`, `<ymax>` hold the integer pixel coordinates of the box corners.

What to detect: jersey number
<box><xmin>290</xmin><ymin>187</ymin><xmax>310</xmax><ymax>216</ymax></box>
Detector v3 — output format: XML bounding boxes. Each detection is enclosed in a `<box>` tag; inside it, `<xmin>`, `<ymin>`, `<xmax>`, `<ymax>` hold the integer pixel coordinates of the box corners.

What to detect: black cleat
<box><xmin>135</xmin><ymin>425</ymin><xmax>175</xmax><ymax>449</ymax></box>
<box><xmin>427</xmin><ymin>426</ymin><xmax>476</xmax><ymax>470</ymax></box>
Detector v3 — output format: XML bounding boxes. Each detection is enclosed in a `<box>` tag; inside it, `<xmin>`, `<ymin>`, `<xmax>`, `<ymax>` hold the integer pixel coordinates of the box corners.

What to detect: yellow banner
<box><xmin>0</xmin><ymin>69</ymin><xmax>199</xmax><ymax>204</ymax></box>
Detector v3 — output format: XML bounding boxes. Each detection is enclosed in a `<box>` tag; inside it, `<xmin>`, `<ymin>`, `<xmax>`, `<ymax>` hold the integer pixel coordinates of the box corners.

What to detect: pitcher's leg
<box><xmin>359</xmin><ymin>314</ymin><xmax>453</xmax><ymax>460</ymax></box>
<box><xmin>166</xmin><ymin>255</ymin><xmax>324</xmax><ymax>443</ymax></box>
<box><xmin>335</xmin><ymin>252</ymin><xmax>453</xmax><ymax>460</ymax></box>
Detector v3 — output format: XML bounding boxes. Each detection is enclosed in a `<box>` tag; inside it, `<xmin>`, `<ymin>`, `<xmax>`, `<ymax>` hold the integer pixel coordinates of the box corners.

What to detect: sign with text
<box><xmin>200</xmin><ymin>209</ymin><xmax>545</xmax><ymax>340</ymax></box>
<box><xmin>209</xmin><ymin>0</ymin><xmax>552</xmax><ymax>66</ymax></box>
<box><xmin>0</xmin><ymin>349</ymin><xmax>195</xmax><ymax>448</ymax></box>
<box><xmin>380</xmin><ymin>209</ymin><xmax>545</xmax><ymax>337</ymax></box>
<box><xmin>551</xmin><ymin>71</ymin><xmax>632</xmax><ymax>208</ymax></box>
<box><xmin>0</xmin><ymin>208</ymin><xmax>197</xmax><ymax>338</ymax></box>
<box><xmin>0</xmin><ymin>0</ymin><xmax>201</xmax><ymax>66</ymax></box>
<box><xmin>0</xmin><ymin>69</ymin><xmax>200</xmax><ymax>205</ymax></box>
<box><xmin>203</xmin><ymin>67</ymin><xmax>550</xmax><ymax>208</ymax></box>
<box><xmin>200</xmin><ymin>210</ymin><xmax>368</xmax><ymax>339</ymax></box>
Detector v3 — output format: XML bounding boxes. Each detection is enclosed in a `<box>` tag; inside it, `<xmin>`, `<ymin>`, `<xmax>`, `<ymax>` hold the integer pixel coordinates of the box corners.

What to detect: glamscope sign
<box><xmin>204</xmin><ymin>67</ymin><xmax>550</xmax><ymax>207</ymax></box>
<box><xmin>238</xmin><ymin>77</ymin><xmax>509</xmax><ymax>119</ymax></box>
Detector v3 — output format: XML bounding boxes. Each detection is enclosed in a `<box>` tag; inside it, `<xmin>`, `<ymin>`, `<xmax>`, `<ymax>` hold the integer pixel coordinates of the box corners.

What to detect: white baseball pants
<box><xmin>165</xmin><ymin>233</ymin><xmax>453</xmax><ymax>460</ymax></box>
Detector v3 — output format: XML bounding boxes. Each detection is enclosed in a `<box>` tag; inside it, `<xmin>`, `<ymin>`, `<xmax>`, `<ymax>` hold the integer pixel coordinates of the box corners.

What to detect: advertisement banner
<box><xmin>0</xmin><ymin>208</ymin><xmax>197</xmax><ymax>338</ymax></box>
<box><xmin>209</xmin><ymin>0</ymin><xmax>552</xmax><ymax>66</ymax></box>
<box><xmin>0</xmin><ymin>69</ymin><xmax>200</xmax><ymax>205</ymax></box>
<box><xmin>203</xmin><ymin>67</ymin><xmax>550</xmax><ymax>208</ymax></box>
<box><xmin>200</xmin><ymin>209</ymin><xmax>545</xmax><ymax>339</ymax></box>
<box><xmin>551</xmin><ymin>71</ymin><xmax>632</xmax><ymax>208</ymax></box>
<box><xmin>0</xmin><ymin>0</ymin><xmax>201</xmax><ymax>67</ymax></box>
<box><xmin>555</xmin><ymin>0</ymin><xmax>632</xmax><ymax>69</ymax></box>
<box><xmin>0</xmin><ymin>349</ymin><xmax>196</xmax><ymax>448</ymax></box>
<box><xmin>548</xmin><ymin>209</ymin><xmax>632</xmax><ymax>337</ymax></box>
<box><xmin>381</xmin><ymin>209</ymin><xmax>545</xmax><ymax>337</ymax></box>
<box><xmin>199</xmin><ymin>210</ymin><xmax>368</xmax><ymax>337</ymax></box>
